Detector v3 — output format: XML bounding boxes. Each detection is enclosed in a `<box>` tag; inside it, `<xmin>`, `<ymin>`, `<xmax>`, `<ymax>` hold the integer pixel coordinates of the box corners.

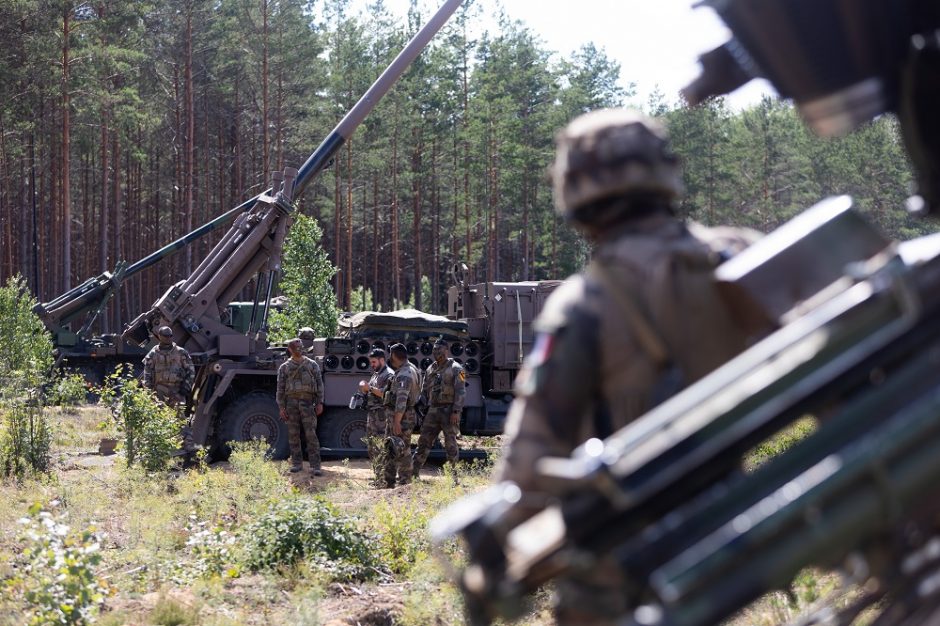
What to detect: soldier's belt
<box><xmin>431</xmin><ymin>402</ymin><xmax>454</xmax><ymax>408</ymax></box>
<box><xmin>285</xmin><ymin>392</ymin><xmax>315</xmax><ymax>399</ymax></box>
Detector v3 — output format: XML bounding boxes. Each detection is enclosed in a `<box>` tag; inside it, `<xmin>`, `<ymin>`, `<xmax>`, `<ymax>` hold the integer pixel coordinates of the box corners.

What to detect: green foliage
<box><xmin>49</xmin><ymin>373</ymin><xmax>89</xmax><ymax>409</ymax></box>
<box><xmin>744</xmin><ymin>416</ymin><xmax>818</xmax><ymax>473</ymax></box>
<box><xmin>182</xmin><ymin>514</ymin><xmax>239</xmax><ymax>581</ymax></box>
<box><xmin>241</xmin><ymin>497</ymin><xmax>379</xmax><ymax>581</ymax></box>
<box><xmin>269</xmin><ymin>214</ymin><xmax>339</xmax><ymax>342</ymax></box>
<box><xmin>0</xmin><ymin>400</ymin><xmax>51</xmax><ymax>478</ymax></box>
<box><xmin>0</xmin><ymin>277</ymin><xmax>55</xmax><ymax>477</ymax></box>
<box><xmin>369</xmin><ymin>499</ymin><xmax>430</xmax><ymax>575</ymax></box>
<box><xmin>0</xmin><ymin>275</ymin><xmax>52</xmax><ymax>396</ymax></box>
<box><xmin>14</xmin><ymin>503</ymin><xmax>107</xmax><ymax>626</ymax></box>
<box><xmin>99</xmin><ymin>367</ymin><xmax>180</xmax><ymax>472</ymax></box>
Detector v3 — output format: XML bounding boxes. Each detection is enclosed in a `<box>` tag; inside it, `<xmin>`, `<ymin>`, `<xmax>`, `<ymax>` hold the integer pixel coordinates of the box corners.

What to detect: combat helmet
<box><xmin>552</xmin><ymin>108</ymin><xmax>683</xmax><ymax>228</ymax></box>
<box><xmin>298</xmin><ymin>327</ymin><xmax>316</xmax><ymax>341</ymax></box>
<box><xmin>384</xmin><ymin>435</ymin><xmax>407</xmax><ymax>458</ymax></box>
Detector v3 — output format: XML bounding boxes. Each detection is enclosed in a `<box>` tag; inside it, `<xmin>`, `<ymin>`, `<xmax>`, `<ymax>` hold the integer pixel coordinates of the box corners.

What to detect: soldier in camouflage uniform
<box><xmin>495</xmin><ymin>109</ymin><xmax>760</xmax><ymax>625</ymax></box>
<box><xmin>358</xmin><ymin>347</ymin><xmax>394</xmax><ymax>484</ymax></box>
<box><xmin>143</xmin><ymin>326</ymin><xmax>196</xmax><ymax>449</ymax></box>
<box><xmin>381</xmin><ymin>343</ymin><xmax>420</xmax><ymax>488</ymax></box>
<box><xmin>412</xmin><ymin>339</ymin><xmax>466</xmax><ymax>479</ymax></box>
<box><xmin>276</xmin><ymin>337</ymin><xmax>324</xmax><ymax>475</ymax></box>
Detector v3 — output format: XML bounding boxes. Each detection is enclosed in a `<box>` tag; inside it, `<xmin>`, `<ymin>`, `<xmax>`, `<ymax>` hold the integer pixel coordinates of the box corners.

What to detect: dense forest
<box><xmin>0</xmin><ymin>0</ymin><xmax>933</xmax><ymax>334</ymax></box>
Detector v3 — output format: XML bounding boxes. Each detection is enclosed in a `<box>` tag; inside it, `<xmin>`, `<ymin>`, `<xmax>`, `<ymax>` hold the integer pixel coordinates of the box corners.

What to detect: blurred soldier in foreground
<box><xmin>495</xmin><ymin>108</ymin><xmax>759</xmax><ymax>625</ymax></box>
<box><xmin>381</xmin><ymin>343</ymin><xmax>420</xmax><ymax>488</ymax></box>
<box><xmin>276</xmin><ymin>337</ymin><xmax>324</xmax><ymax>475</ymax></box>
<box><xmin>143</xmin><ymin>325</ymin><xmax>196</xmax><ymax>449</ymax></box>
<box><xmin>412</xmin><ymin>338</ymin><xmax>466</xmax><ymax>481</ymax></box>
<box><xmin>359</xmin><ymin>347</ymin><xmax>394</xmax><ymax>486</ymax></box>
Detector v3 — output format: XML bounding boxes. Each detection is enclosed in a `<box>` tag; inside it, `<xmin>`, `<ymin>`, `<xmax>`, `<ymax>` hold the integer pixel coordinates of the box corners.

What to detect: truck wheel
<box><xmin>320</xmin><ymin>408</ymin><xmax>368</xmax><ymax>452</ymax></box>
<box><xmin>218</xmin><ymin>393</ymin><xmax>290</xmax><ymax>460</ymax></box>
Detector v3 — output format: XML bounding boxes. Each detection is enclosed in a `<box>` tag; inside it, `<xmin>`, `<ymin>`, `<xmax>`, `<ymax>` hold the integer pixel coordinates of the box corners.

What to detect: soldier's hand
<box><xmin>450</xmin><ymin>412</ymin><xmax>460</xmax><ymax>426</ymax></box>
<box><xmin>315</xmin><ymin>403</ymin><xmax>324</xmax><ymax>416</ymax></box>
<box><xmin>279</xmin><ymin>407</ymin><xmax>287</xmax><ymax>421</ymax></box>
<box><xmin>393</xmin><ymin>417</ymin><xmax>403</xmax><ymax>436</ymax></box>
<box><xmin>358</xmin><ymin>381</ymin><xmax>369</xmax><ymax>393</ymax></box>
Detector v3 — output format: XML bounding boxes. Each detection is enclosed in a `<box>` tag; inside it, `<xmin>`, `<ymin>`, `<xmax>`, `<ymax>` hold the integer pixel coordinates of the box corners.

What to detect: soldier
<box><xmin>358</xmin><ymin>347</ymin><xmax>394</xmax><ymax>485</ymax></box>
<box><xmin>298</xmin><ymin>326</ymin><xmax>316</xmax><ymax>351</ymax></box>
<box><xmin>142</xmin><ymin>325</ymin><xmax>196</xmax><ymax>449</ymax></box>
<box><xmin>495</xmin><ymin>109</ymin><xmax>759</xmax><ymax>625</ymax></box>
<box><xmin>412</xmin><ymin>338</ymin><xmax>465</xmax><ymax>480</ymax></box>
<box><xmin>276</xmin><ymin>337</ymin><xmax>325</xmax><ymax>475</ymax></box>
<box><xmin>143</xmin><ymin>326</ymin><xmax>195</xmax><ymax>404</ymax></box>
<box><xmin>381</xmin><ymin>343</ymin><xmax>420</xmax><ymax>488</ymax></box>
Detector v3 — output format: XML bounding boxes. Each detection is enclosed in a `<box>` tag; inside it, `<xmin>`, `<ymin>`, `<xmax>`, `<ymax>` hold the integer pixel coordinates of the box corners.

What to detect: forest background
<box><xmin>0</xmin><ymin>0</ymin><xmax>932</xmax><ymax>335</ymax></box>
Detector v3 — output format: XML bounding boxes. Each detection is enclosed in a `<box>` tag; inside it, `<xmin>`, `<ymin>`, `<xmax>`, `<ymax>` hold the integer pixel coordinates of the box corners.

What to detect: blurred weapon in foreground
<box><xmin>432</xmin><ymin>196</ymin><xmax>940</xmax><ymax>625</ymax></box>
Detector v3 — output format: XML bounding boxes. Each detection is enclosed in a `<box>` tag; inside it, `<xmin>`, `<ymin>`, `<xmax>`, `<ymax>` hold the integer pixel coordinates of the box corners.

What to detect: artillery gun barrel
<box><xmin>292</xmin><ymin>0</ymin><xmax>463</xmax><ymax>201</ymax></box>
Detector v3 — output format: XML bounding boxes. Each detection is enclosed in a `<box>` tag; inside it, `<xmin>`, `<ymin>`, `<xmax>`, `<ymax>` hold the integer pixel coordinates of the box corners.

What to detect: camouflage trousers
<box><xmin>366</xmin><ymin>408</ymin><xmax>388</xmax><ymax>481</ymax></box>
<box><xmin>412</xmin><ymin>406</ymin><xmax>460</xmax><ymax>474</ymax></box>
<box><xmin>382</xmin><ymin>410</ymin><xmax>415</xmax><ymax>487</ymax></box>
<box><xmin>284</xmin><ymin>396</ymin><xmax>320</xmax><ymax>468</ymax></box>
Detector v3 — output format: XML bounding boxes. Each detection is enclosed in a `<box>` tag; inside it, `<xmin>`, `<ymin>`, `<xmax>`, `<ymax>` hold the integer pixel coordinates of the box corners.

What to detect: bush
<box><xmin>241</xmin><ymin>497</ymin><xmax>379</xmax><ymax>581</ymax></box>
<box><xmin>0</xmin><ymin>275</ymin><xmax>52</xmax><ymax>396</ymax></box>
<box><xmin>14</xmin><ymin>503</ymin><xmax>107</xmax><ymax>625</ymax></box>
<box><xmin>0</xmin><ymin>400</ymin><xmax>51</xmax><ymax>477</ymax></box>
<box><xmin>99</xmin><ymin>368</ymin><xmax>181</xmax><ymax>472</ymax></box>
<box><xmin>49</xmin><ymin>373</ymin><xmax>89</xmax><ymax>409</ymax></box>
<box><xmin>0</xmin><ymin>276</ymin><xmax>54</xmax><ymax>478</ymax></box>
<box><xmin>370</xmin><ymin>499</ymin><xmax>431</xmax><ymax>575</ymax></box>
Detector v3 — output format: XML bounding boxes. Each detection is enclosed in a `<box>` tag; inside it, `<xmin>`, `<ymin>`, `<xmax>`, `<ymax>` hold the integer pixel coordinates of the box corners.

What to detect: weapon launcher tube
<box><xmin>291</xmin><ymin>0</ymin><xmax>464</xmax><ymax>201</ymax></box>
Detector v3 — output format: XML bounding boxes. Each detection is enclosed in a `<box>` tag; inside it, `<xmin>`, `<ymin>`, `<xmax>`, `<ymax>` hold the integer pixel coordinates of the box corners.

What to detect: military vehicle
<box><xmin>33</xmin><ymin>0</ymin><xmax>567</xmax><ymax>463</ymax></box>
<box><xmin>302</xmin><ymin>275</ymin><xmax>560</xmax><ymax>455</ymax></box>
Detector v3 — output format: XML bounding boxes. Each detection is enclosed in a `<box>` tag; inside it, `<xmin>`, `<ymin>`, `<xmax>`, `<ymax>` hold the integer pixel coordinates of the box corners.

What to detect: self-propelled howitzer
<box><xmin>105</xmin><ymin>0</ymin><xmax>466</xmax><ymax>458</ymax></box>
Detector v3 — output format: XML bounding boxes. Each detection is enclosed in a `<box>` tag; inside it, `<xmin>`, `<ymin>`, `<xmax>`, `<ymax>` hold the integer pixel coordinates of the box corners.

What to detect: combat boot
<box><xmin>311</xmin><ymin>464</ymin><xmax>322</xmax><ymax>477</ymax></box>
<box><xmin>289</xmin><ymin>462</ymin><xmax>303</xmax><ymax>473</ymax></box>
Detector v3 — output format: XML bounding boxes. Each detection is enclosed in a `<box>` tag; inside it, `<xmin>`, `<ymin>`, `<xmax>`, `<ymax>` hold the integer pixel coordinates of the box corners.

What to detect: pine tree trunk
<box><xmin>411</xmin><ymin>126</ymin><xmax>422</xmax><ymax>311</ymax></box>
<box><xmin>61</xmin><ymin>8</ymin><xmax>72</xmax><ymax>290</ymax></box>
<box><xmin>261</xmin><ymin>0</ymin><xmax>269</xmax><ymax>179</ymax></box>
<box><xmin>184</xmin><ymin>7</ymin><xmax>194</xmax><ymax>275</ymax></box>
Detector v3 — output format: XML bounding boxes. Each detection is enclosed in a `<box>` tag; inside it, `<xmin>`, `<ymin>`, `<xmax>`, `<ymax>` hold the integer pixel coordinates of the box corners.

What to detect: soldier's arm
<box><xmin>310</xmin><ymin>360</ymin><xmax>324</xmax><ymax>402</ymax></box>
<box><xmin>451</xmin><ymin>365</ymin><xmax>467</xmax><ymax>415</ymax></box>
<box><xmin>394</xmin><ymin>376</ymin><xmax>410</xmax><ymax>415</ymax></box>
<box><xmin>275</xmin><ymin>365</ymin><xmax>287</xmax><ymax>410</ymax></box>
<box><xmin>495</xmin><ymin>311</ymin><xmax>601</xmax><ymax>492</ymax></box>
<box><xmin>142</xmin><ymin>353</ymin><xmax>154</xmax><ymax>388</ymax></box>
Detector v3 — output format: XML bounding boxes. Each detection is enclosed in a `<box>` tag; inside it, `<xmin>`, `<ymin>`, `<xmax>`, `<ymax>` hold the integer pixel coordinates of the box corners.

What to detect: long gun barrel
<box><xmin>37</xmin><ymin>0</ymin><xmax>464</xmax><ymax>345</ymax></box>
<box><xmin>122</xmin><ymin>0</ymin><xmax>464</xmax><ymax>354</ymax></box>
<box><xmin>432</xmin><ymin>199</ymin><xmax>940</xmax><ymax>625</ymax></box>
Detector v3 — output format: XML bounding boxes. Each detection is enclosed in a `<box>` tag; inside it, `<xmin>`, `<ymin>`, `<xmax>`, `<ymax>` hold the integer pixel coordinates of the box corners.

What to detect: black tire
<box><xmin>218</xmin><ymin>392</ymin><xmax>290</xmax><ymax>460</ymax></box>
<box><xmin>319</xmin><ymin>408</ymin><xmax>369</xmax><ymax>452</ymax></box>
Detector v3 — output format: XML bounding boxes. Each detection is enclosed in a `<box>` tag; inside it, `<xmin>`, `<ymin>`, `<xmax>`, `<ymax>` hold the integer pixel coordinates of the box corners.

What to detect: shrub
<box><xmin>49</xmin><ymin>373</ymin><xmax>89</xmax><ymax>409</ymax></box>
<box><xmin>182</xmin><ymin>514</ymin><xmax>238</xmax><ymax>580</ymax></box>
<box><xmin>0</xmin><ymin>275</ymin><xmax>52</xmax><ymax>396</ymax></box>
<box><xmin>99</xmin><ymin>368</ymin><xmax>180</xmax><ymax>472</ymax></box>
<box><xmin>370</xmin><ymin>499</ymin><xmax>431</xmax><ymax>575</ymax></box>
<box><xmin>241</xmin><ymin>497</ymin><xmax>379</xmax><ymax>581</ymax></box>
<box><xmin>0</xmin><ymin>400</ymin><xmax>51</xmax><ymax>477</ymax></box>
<box><xmin>0</xmin><ymin>276</ymin><xmax>53</xmax><ymax>478</ymax></box>
<box><xmin>14</xmin><ymin>503</ymin><xmax>107</xmax><ymax>625</ymax></box>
